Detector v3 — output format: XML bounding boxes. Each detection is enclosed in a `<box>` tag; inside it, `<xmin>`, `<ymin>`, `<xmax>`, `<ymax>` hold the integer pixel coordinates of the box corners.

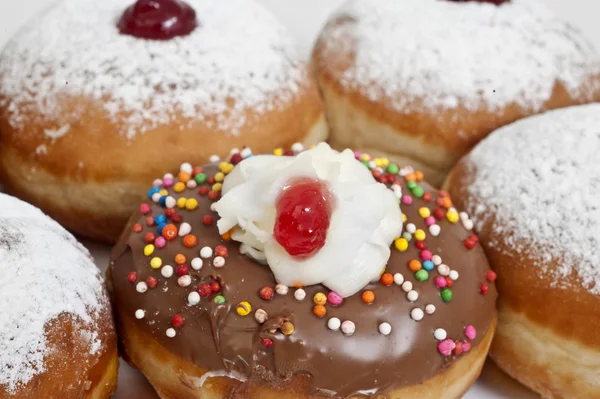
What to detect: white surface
<box><xmin>3</xmin><ymin>0</ymin><xmax>595</xmax><ymax>397</ymax></box>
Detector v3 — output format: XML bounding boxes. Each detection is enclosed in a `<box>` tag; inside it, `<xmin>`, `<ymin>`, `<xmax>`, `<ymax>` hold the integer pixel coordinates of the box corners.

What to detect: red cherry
<box><xmin>127</xmin><ymin>271</ymin><xmax>137</xmax><ymax>284</ymax></box>
<box><xmin>198</xmin><ymin>283</ymin><xmax>212</xmax><ymax>297</ymax></box>
<box><xmin>171</xmin><ymin>313</ymin><xmax>185</xmax><ymax>327</ymax></box>
<box><xmin>210</xmin><ymin>281</ymin><xmax>221</xmax><ymax>293</ymax></box>
<box><xmin>176</xmin><ymin>264</ymin><xmax>189</xmax><ymax>276</ymax></box>
<box><xmin>118</xmin><ymin>0</ymin><xmax>198</xmax><ymax>41</ymax></box>
<box><xmin>273</xmin><ymin>178</ymin><xmax>334</xmax><ymax>258</ymax></box>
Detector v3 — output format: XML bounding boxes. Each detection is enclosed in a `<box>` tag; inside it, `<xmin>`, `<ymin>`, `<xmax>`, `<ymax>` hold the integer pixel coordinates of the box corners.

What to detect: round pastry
<box><xmin>108</xmin><ymin>143</ymin><xmax>497</xmax><ymax>398</ymax></box>
<box><xmin>0</xmin><ymin>193</ymin><xmax>118</xmax><ymax>397</ymax></box>
<box><xmin>445</xmin><ymin>104</ymin><xmax>600</xmax><ymax>398</ymax></box>
<box><xmin>0</xmin><ymin>0</ymin><xmax>326</xmax><ymax>243</ymax></box>
<box><xmin>312</xmin><ymin>0</ymin><xmax>600</xmax><ymax>186</ymax></box>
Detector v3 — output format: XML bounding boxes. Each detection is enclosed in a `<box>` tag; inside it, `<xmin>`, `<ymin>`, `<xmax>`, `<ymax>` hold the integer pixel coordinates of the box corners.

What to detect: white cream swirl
<box><xmin>214</xmin><ymin>143</ymin><xmax>403</xmax><ymax>297</ymax></box>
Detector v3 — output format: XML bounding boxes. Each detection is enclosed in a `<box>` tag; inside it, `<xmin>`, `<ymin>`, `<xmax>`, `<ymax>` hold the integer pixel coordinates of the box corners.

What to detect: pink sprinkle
<box><xmin>152</xmin><ymin>179</ymin><xmax>163</xmax><ymax>187</ymax></box>
<box><xmin>462</xmin><ymin>341</ymin><xmax>472</xmax><ymax>352</ymax></box>
<box><xmin>163</xmin><ymin>177</ymin><xmax>174</xmax><ymax>187</ymax></box>
<box><xmin>327</xmin><ymin>292</ymin><xmax>343</xmax><ymax>306</ymax></box>
<box><xmin>139</xmin><ymin>203</ymin><xmax>151</xmax><ymax>214</ymax></box>
<box><xmin>401</xmin><ymin>195</ymin><xmax>413</xmax><ymax>205</ymax></box>
<box><xmin>425</xmin><ymin>216</ymin><xmax>436</xmax><ymax>226</ymax></box>
<box><xmin>465</xmin><ymin>325</ymin><xmax>477</xmax><ymax>340</ymax></box>
<box><xmin>434</xmin><ymin>276</ymin><xmax>447</xmax><ymax>288</ymax></box>
<box><xmin>155</xmin><ymin>236</ymin><xmax>167</xmax><ymax>249</ymax></box>
<box><xmin>354</xmin><ymin>151</ymin><xmax>362</xmax><ymax>159</ymax></box>
<box><xmin>420</xmin><ymin>250</ymin><xmax>432</xmax><ymax>261</ymax></box>
<box><xmin>437</xmin><ymin>339</ymin><xmax>456</xmax><ymax>356</ymax></box>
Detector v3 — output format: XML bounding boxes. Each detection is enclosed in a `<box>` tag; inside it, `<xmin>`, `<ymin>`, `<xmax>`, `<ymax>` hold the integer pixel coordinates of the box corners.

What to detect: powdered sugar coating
<box><xmin>0</xmin><ymin>194</ymin><xmax>107</xmax><ymax>392</ymax></box>
<box><xmin>0</xmin><ymin>0</ymin><xmax>304</xmax><ymax>139</ymax></box>
<box><xmin>463</xmin><ymin>104</ymin><xmax>600</xmax><ymax>294</ymax></box>
<box><xmin>319</xmin><ymin>0</ymin><xmax>600</xmax><ymax>113</ymax></box>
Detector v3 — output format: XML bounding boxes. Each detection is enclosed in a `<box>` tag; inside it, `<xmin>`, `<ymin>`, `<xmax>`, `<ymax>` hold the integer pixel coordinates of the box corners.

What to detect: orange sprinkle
<box><xmin>162</xmin><ymin>224</ymin><xmax>178</xmax><ymax>241</ymax></box>
<box><xmin>404</xmin><ymin>173</ymin><xmax>416</xmax><ymax>182</ymax></box>
<box><xmin>221</xmin><ymin>230</ymin><xmax>233</xmax><ymax>241</ymax></box>
<box><xmin>439</xmin><ymin>190</ymin><xmax>450</xmax><ymax>198</ymax></box>
<box><xmin>380</xmin><ymin>273</ymin><xmax>394</xmax><ymax>286</ymax></box>
<box><xmin>178</xmin><ymin>171</ymin><xmax>191</xmax><ymax>183</ymax></box>
<box><xmin>183</xmin><ymin>235</ymin><xmax>197</xmax><ymax>248</ymax></box>
<box><xmin>192</xmin><ymin>166</ymin><xmax>204</xmax><ymax>176</ymax></box>
<box><xmin>415</xmin><ymin>170</ymin><xmax>424</xmax><ymax>182</ymax></box>
<box><xmin>409</xmin><ymin>260</ymin><xmax>422</xmax><ymax>272</ymax></box>
<box><xmin>175</xmin><ymin>254</ymin><xmax>186</xmax><ymax>265</ymax></box>
<box><xmin>361</xmin><ymin>290</ymin><xmax>375</xmax><ymax>304</ymax></box>
<box><xmin>313</xmin><ymin>304</ymin><xmax>327</xmax><ymax>318</ymax></box>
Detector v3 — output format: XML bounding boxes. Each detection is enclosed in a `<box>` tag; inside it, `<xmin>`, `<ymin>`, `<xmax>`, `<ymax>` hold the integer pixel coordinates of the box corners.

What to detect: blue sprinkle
<box><xmin>422</xmin><ymin>260</ymin><xmax>434</xmax><ymax>271</ymax></box>
<box><xmin>157</xmin><ymin>223</ymin><xmax>167</xmax><ymax>235</ymax></box>
<box><xmin>147</xmin><ymin>187</ymin><xmax>160</xmax><ymax>199</ymax></box>
<box><xmin>159</xmin><ymin>195</ymin><xmax>168</xmax><ymax>207</ymax></box>
<box><xmin>155</xmin><ymin>214</ymin><xmax>167</xmax><ymax>225</ymax></box>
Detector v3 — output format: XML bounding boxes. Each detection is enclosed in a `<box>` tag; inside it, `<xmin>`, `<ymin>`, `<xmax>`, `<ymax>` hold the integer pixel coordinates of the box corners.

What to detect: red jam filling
<box><xmin>118</xmin><ymin>0</ymin><xmax>198</xmax><ymax>41</ymax></box>
<box><xmin>274</xmin><ymin>178</ymin><xmax>334</xmax><ymax>258</ymax></box>
<box><xmin>447</xmin><ymin>0</ymin><xmax>509</xmax><ymax>4</ymax></box>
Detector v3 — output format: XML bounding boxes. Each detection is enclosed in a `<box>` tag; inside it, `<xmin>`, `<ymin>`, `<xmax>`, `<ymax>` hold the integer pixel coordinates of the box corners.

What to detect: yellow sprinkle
<box><xmin>447</xmin><ymin>211</ymin><xmax>459</xmax><ymax>224</ymax></box>
<box><xmin>219</xmin><ymin>162</ymin><xmax>233</xmax><ymax>174</ymax></box>
<box><xmin>419</xmin><ymin>207</ymin><xmax>431</xmax><ymax>218</ymax></box>
<box><xmin>212</xmin><ymin>183</ymin><xmax>222</xmax><ymax>192</ymax></box>
<box><xmin>313</xmin><ymin>292</ymin><xmax>327</xmax><ymax>306</ymax></box>
<box><xmin>144</xmin><ymin>244</ymin><xmax>155</xmax><ymax>256</ymax></box>
<box><xmin>159</xmin><ymin>189</ymin><xmax>168</xmax><ymax>196</ymax></box>
<box><xmin>374</xmin><ymin>158</ymin><xmax>384</xmax><ymax>167</ymax></box>
<box><xmin>236</xmin><ymin>301</ymin><xmax>252</xmax><ymax>317</ymax></box>
<box><xmin>173</xmin><ymin>182</ymin><xmax>186</xmax><ymax>193</ymax></box>
<box><xmin>414</xmin><ymin>229</ymin><xmax>426</xmax><ymax>241</ymax></box>
<box><xmin>402</xmin><ymin>213</ymin><xmax>408</xmax><ymax>223</ymax></box>
<box><xmin>381</xmin><ymin>158</ymin><xmax>389</xmax><ymax>167</ymax></box>
<box><xmin>309</xmin><ymin>144</ymin><xmax>317</xmax><ymax>149</ymax></box>
<box><xmin>177</xmin><ymin>197</ymin><xmax>187</xmax><ymax>208</ymax></box>
<box><xmin>273</xmin><ymin>148</ymin><xmax>283</xmax><ymax>156</ymax></box>
<box><xmin>359</xmin><ymin>154</ymin><xmax>370</xmax><ymax>162</ymax></box>
<box><xmin>150</xmin><ymin>257</ymin><xmax>162</xmax><ymax>269</ymax></box>
<box><xmin>185</xmin><ymin>198</ymin><xmax>199</xmax><ymax>211</ymax></box>
<box><xmin>214</xmin><ymin>172</ymin><xmax>225</xmax><ymax>182</ymax></box>
<box><xmin>394</xmin><ymin>238</ymin><xmax>408</xmax><ymax>252</ymax></box>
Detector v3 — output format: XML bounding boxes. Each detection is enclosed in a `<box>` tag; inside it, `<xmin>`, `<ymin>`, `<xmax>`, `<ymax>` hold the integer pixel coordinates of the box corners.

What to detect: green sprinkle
<box><xmin>386</xmin><ymin>163</ymin><xmax>399</xmax><ymax>175</ymax></box>
<box><xmin>195</xmin><ymin>173</ymin><xmax>207</xmax><ymax>184</ymax></box>
<box><xmin>440</xmin><ymin>288</ymin><xmax>453</xmax><ymax>303</ymax></box>
<box><xmin>411</xmin><ymin>186</ymin><xmax>425</xmax><ymax>198</ymax></box>
<box><xmin>407</xmin><ymin>181</ymin><xmax>417</xmax><ymax>189</ymax></box>
<box><xmin>415</xmin><ymin>269</ymin><xmax>429</xmax><ymax>282</ymax></box>
<box><xmin>214</xmin><ymin>295</ymin><xmax>226</xmax><ymax>304</ymax></box>
<box><xmin>361</xmin><ymin>160</ymin><xmax>370</xmax><ymax>168</ymax></box>
<box><xmin>402</xmin><ymin>232</ymin><xmax>412</xmax><ymax>241</ymax></box>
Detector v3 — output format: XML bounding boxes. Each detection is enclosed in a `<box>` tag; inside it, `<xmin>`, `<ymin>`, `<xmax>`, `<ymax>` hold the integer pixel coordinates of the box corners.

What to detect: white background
<box><xmin>1</xmin><ymin>0</ymin><xmax>591</xmax><ymax>397</ymax></box>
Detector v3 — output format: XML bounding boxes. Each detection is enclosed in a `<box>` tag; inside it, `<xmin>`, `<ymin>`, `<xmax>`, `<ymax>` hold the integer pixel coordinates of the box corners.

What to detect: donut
<box><xmin>0</xmin><ymin>193</ymin><xmax>118</xmax><ymax>397</ymax></box>
<box><xmin>312</xmin><ymin>0</ymin><xmax>600</xmax><ymax>186</ymax></box>
<box><xmin>445</xmin><ymin>104</ymin><xmax>600</xmax><ymax>398</ymax></box>
<box><xmin>108</xmin><ymin>143</ymin><xmax>497</xmax><ymax>398</ymax></box>
<box><xmin>0</xmin><ymin>0</ymin><xmax>326</xmax><ymax>243</ymax></box>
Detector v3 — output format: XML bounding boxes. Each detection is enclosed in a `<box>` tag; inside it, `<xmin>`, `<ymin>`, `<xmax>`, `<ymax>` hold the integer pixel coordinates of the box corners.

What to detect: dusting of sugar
<box><xmin>464</xmin><ymin>104</ymin><xmax>600</xmax><ymax>294</ymax></box>
<box><xmin>0</xmin><ymin>194</ymin><xmax>106</xmax><ymax>392</ymax></box>
<box><xmin>0</xmin><ymin>0</ymin><xmax>304</xmax><ymax>139</ymax></box>
<box><xmin>319</xmin><ymin>0</ymin><xmax>600</xmax><ymax>113</ymax></box>
<box><xmin>35</xmin><ymin>144</ymin><xmax>47</xmax><ymax>155</ymax></box>
<box><xmin>43</xmin><ymin>124</ymin><xmax>70</xmax><ymax>140</ymax></box>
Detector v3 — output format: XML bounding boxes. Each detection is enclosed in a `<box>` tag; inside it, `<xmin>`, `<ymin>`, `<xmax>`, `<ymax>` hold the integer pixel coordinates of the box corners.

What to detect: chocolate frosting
<box><xmin>109</xmin><ymin>163</ymin><xmax>496</xmax><ymax>398</ymax></box>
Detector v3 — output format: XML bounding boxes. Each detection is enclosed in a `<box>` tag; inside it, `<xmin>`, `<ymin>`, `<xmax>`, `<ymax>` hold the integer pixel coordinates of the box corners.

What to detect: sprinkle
<box><xmin>380</xmin><ymin>273</ymin><xmax>394</xmax><ymax>286</ymax></box>
<box><xmin>394</xmin><ymin>238</ymin><xmax>408</xmax><ymax>252</ymax></box>
<box><xmin>259</xmin><ymin>286</ymin><xmax>274</xmax><ymax>301</ymax></box>
<box><xmin>407</xmin><ymin>290</ymin><xmax>419</xmax><ymax>302</ymax></box>
<box><xmin>174</xmin><ymin>182</ymin><xmax>185</xmax><ymax>193</ymax></box>
<box><xmin>188</xmin><ymin>292</ymin><xmax>201</xmax><ymax>306</ymax></box>
<box><xmin>425</xmin><ymin>304</ymin><xmax>436</xmax><ymax>315</ymax></box>
<box><xmin>135</xmin><ymin>309</ymin><xmax>145</xmax><ymax>319</ymax></box>
<box><xmin>294</xmin><ymin>288</ymin><xmax>306</xmax><ymax>301</ymax></box>
<box><xmin>425</xmin><ymin>216</ymin><xmax>436</xmax><ymax>226</ymax></box>
<box><xmin>449</xmin><ymin>270</ymin><xmax>459</xmax><ymax>281</ymax></box>
<box><xmin>409</xmin><ymin>260</ymin><xmax>422</xmax><ymax>272</ymax></box>
<box><xmin>313</xmin><ymin>304</ymin><xmax>327</xmax><ymax>318</ymax></box>
<box><xmin>328</xmin><ymin>317</ymin><xmax>341</xmax><ymax>331</ymax></box>
<box><xmin>162</xmin><ymin>224</ymin><xmax>178</xmax><ymax>240</ymax></box>
<box><xmin>254</xmin><ymin>309</ymin><xmax>268</xmax><ymax>324</ymax></box>
<box><xmin>128</xmin><ymin>272</ymin><xmax>137</xmax><ymax>284</ymax></box>
<box><xmin>214</xmin><ymin>295</ymin><xmax>226</xmax><ymax>305</ymax></box>
<box><xmin>132</xmin><ymin>223</ymin><xmax>143</xmax><ymax>233</ymax></box>
<box><xmin>183</xmin><ymin>235</ymin><xmax>198</xmax><ymax>248</ymax></box>
<box><xmin>146</xmin><ymin>276</ymin><xmax>157</xmax><ymax>288</ymax></box>
<box><xmin>422</xmin><ymin>260</ymin><xmax>434</xmax><ymax>271</ymax></box>
<box><xmin>464</xmin><ymin>234</ymin><xmax>479</xmax><ymax>250</ymax></box>
<box><xmin>186</xmin><ymin>180</ymin><xmax>197</xmax><ymax>189</ymax></box>
<box><xmin>438</xmin><ymin>339</ymin><xmax>455</xmax><ymax>356</ymax></box>
<box><xmin>437</xmin><ymin>264</ymin><xmax>450</xmax><ymax>276</ymax></box>
<box><xmin>410</xmin><ymin>308</ymin><xmax>424</xmax><ymax>321</ymax></box>
<box><xmin>401</xmin><ymin>281</ymin><xmax>413</xmax><ymax>293</ymax></box>
<box><xmin>185</xmin><ymin>198</ymin><xmax>199</xmax><ymax>211</ymax></box>
<box><xmin>202</xmin><ymin>215</ymin><xmax>213</xmax><ymax>226</ymax></box>
<box><xmin>393</xmin><ymin>273</ymin><xmax>404</xmax><ymax>285</ymax></box>
<box><xmin>418</xmin><ymin>207</ymin><xmax>431</xmax><ymax>218</ymax></box>
<box><xmin>198</xmin><ymin>284</ymin><xmax>212</xmax><ymax>297</ymax></box>
<box><xmin>414</xmin><ymin>229</ymin><xmax>426</xmax><ymax>241</ymax></box>
<box><xmin>432</xmin><ymin>255</ymin><xmax>442</xmax><ymax>266</ymax></box>
<box><xmin>465</xmin><ymin>325</ymin><xmax>477</xmax><ymax>340</ymax></box>
<box><xmin>480</xmin><ymin>283</ymin><xmax>490</xmax><ymax>295</ymax></box>
<box><xmin>402</xmin><ymin>232</ymin><xmax>412</xmax><ymax>241</ymax></box>
<box><xmin>165</xmin><ymin>196</ymin><xmax>177</xmax><ymax>209</ymax></box>
<box><xmin>178</xmin><ymin>275</ymin><xmax>191</xmax><ymax>287</ymax></box>
<box><xmin>213</xmin><ymin>256</ymin><xmax>225</xmax><ymax>268</ymax></box>
<box><xmin>178</xmin><ymin>223</ymin><xmax>192</xmax><ymax>236</ymax></box>
<box><xmin>191</xmin><ymin>257</ymin><xmax>203</xmax><ymax>271</ymax></box>
<box><xmin>429</xmin><ymin>225</ymin><xmax>441</xmax><ymax>236</ymax></box>
<box><xmin>175</xmin><ymin>254</ymin><xmax>186</xmax><ymax>265</ymax></box>
<box><xmin>361</xmin><ymin>290</ymin><xmax>375</xmax><ymax>304</ymax></box>
<box><xmin>486</xmin><ymin>270</ymin><xmax>497</xmax><ymax>282</ymax></box>
<box><xmin>236</xmin><ymin>301</ymin><xmax>252</xmax><ymax>316</ymax></box>
<box><xmin>200</xmin><ymin>246</ymin><xmax>213</xmax><ymax>258</ymax></box>
<box><xmin>406</xmin><ymin>223</ymin><xmax>416</xmax><ymax>234</ymax></box>
<box><xmin>275</xmin><ymin>284</ymin><xmax>289</xmax><ymax>295</ymax></box>
<box><xmin>144</xmin><ymin>244</ymin><xmax>154</xmax><ymax>256</ymax></box>
<box><xmin>341</xmin><ymin>320</ymin><xmax>356</xmax><ymax>336</ymax></box>
<box><xmin>281</xmin><ymin>321</ymin><xmax>295</xmax><ymax>335</ymax></box>
<box><xmin>313</xmin><ymin>292</ymin><xmax>327</xmax><ymax>305</ymax></box>
<box><xmin>420</xmin><ymin>250</ymin><xmax>433</xmax><ymax>261</ymax></box>
<box><xmin>261</xmin><ymin>338</ymin><xmax>274</xmax><ymax>348</ymax></box>
<box><xmin>462</xmin><ymin>219</ymin><xmax>474</xmax><ymax>230</ymax></box>
<box><xmin>463</xmin><ymin>342</ymin><xmax>472</xmax><ymax>352</ymax></box>
<box><xmin>440</xmin><ymin>288</ymin><xmax>453</xmax><ymax>302</ymax></box>
<box><xmin>434</xmin><ymin>328</ymin><xmax>447</xmax><ymax>341</ymax></box>
<box><xmin>415</xmin><ymin>269</ymin><xmax>429</xmax><ymax>282</ymax></box>
<box><xmin>446</xmin><ymin>210</ymin><xmax>459</xmax><ymax>223</ymax></box>
<box><xmin>166</xmin><ymin>328</ymin><xmax>176</xmax><ymax>338</ymax></box>
<box><xmin>176</xmin><ymin>264</ymin><xmax>189</xmax><ymax>276</ymax></box>
<box><xmin>327</xmin><ymin>291</ymin><xmax>343</xmax><ymax>306</ymax></box>
<box><xmin>136</xmin><ymin>282</ymin><xmax>148</xmax><ymax>293</ymax></box>
<box><xmin>211</xmin><ymin>281</ymin><xmax>222</xmax><ymax>293</ymax></box>
<box><xmin>378</xmin><ymin>322</ymin><xmax>392</xmax><ymax>336</ymax></box>
<box><xmin>434</xmin><ymin>276</ymin><xmax>447</xmax><ymax>288</ymax></box>
<box><xmin>291</xmin><ymin>142</ymin><xmax>304</xmax><ymax>153</ymax></box>
<box><xmin>459</xmin><ymin>212</ymin><xmax>469</xmax><ymax>221</ymax></box>
<box><xmin>215</xmin><ymin>245</ymin><xmax>228</xmax><ymax>257</ymax></box>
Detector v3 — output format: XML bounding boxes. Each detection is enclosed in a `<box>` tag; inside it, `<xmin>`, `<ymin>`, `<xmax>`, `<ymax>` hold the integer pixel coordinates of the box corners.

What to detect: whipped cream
<box><xmin>214</xmin><ymin>143</ymin><xmax>403</xmax><ymax>297</ymax></box>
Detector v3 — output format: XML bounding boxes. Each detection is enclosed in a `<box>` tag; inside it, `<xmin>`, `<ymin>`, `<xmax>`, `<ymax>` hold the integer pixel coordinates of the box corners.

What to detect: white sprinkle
<box><xmin>378</xmin><ymin>322</ymin><xmax>392</xmax><ymax>336</ymax></box>
<box><xmin>166</xmin><ymin>328</ymin><xmax>176</xmax><ymax>338</ymax></box>
<box><xmin>136</xmin><ymin>282</ymin><xmax>148</xmax><ymax>293</ymax></box>
<box><xmin>275</xmin><ymin>284</ymin><xmax>289</xmax><ymax>295</ymax></box>
<box><xmin>240</xmin><ymin>147</ymin><xmax>253</xmax><ymax>158</ymax></box>
<box><xmin>401</xmin><ymin>281</ymin><xmax>413</xmax><ymax>293</ymax></box>
<box><xmin>393</xmin><ymin>273</ymin><xmax>404</xmax><ymax>285</ymax></box>
<box><xmin>178</xmin><ymin>223</ymin><xmax>192</xmax><ymax>236</ymax></box>
<box><xmin>462</xmin><ymin>219</ymin><xmax>474</xmax><ymax>231</ymax></box>
<box><xmin>425</xmin><ymin>304</ymin><xmax>436</xmax><ymax>315</ymax></box>
<box><xmin>209</xmin><ymin>155</ymin><xmax>220</xmax><ymax>163</ymax></box>
<box><xmin>407</xmin><ymin>290</ymin><xmax>419</xmax><ymax>302</ymax></box>
<box><xmin>200</xmin><ymin>246</ymin><xmax>213</xmax><ymax>258</ymax></box>
<box><xmin>230</xmin><ymin>148</ymin><xmax>240</xmax><ymax>155</ymax></box>
<box><xmin>410</xmin><ymin>308</ymin><xmax>424</xmax><ymax>321</ymax></box>
<box><xmin>151</xmin><ymin>193</ymin><xmax>162</xmax><ymax>203</ymax></box>
<box><xmin>163</xmin><ymin>173</ymin><xmax>174</xmax><ymax>180</ymax></box>
<box><xmin>406</xmin><ymin>223</ymin><xmax>416</xmax><ymax>234</ymax></box>
<box><xmin>294</xmin><ymin>288</ymin><xmax>306</xmax><ymax>301</ymax></box>
<box><xmin>459</xmin><ymin>212</ymin><xmax>470</xmax><ymax>222</ymax></box>
<box><xmin>178</xmin><ymin>275</ymin><xmax>192</xmax><ymax>287</ymax></box>
<box><xmin>432</xmin><ymin>255</ymin><xmax>442</xmax><ymax>266</ymax></box>
<box><xmin>254</xmin><ymin>309</ymin><xmax>268</xmax><ymax>324</ymax></box>
<box><xmin>135</xmin><ymin>309</ymin><xmax>145</xmax><ymax>319</ymax></box>
<box><xmin>434</xmin><ymin>328</ymin><xmax>447</xmax><ymax>341</ymax></box>
<box><xmin>191</xmin><ymin>257</ymin><xmax>203</xmax><ymax>271</ymax></box>
<box><xmin>449</xmin><ymin>270</ymin><xmax>459</xmax><ymax>281</ymax></box>
<box><xmin>429</xmin><ymin>224</ymin><xmax>441</xmax><ymax>237</ymax></box>
<box><xmin>188</xmin><ymin>292</ymin><xmax>201</xmax><ymax>306</ymax></box>
<box><xmin>213</xmin><ymin>256</ymin><xmax>226</xmax><ymax>268</ymax></box>
<box><xmin>180</xmin><ymin>163</ymin><xmax>193</xmax><ymax>174</ymax></box>
<box><xmin>186</xmin><ymin>180</ymin><xmax>197</xmax><ymax>189</ymax></box>
<box><xmin>165</xmin><ymin>196</ymin><xmax>176</xmax><ymax>209</ymax></box>
<box><xmin>152</xmin><ymin>179</ymin><xmax>163</xmax><ymax>187</ymax></box>
<box><xmin>341</xmin><ymin>320</ymin><xmax>356</xmax><ymax>336</ymax></box>
<box><xmin>437</xmin><ymin>264</ymin><xmax>450</xmax><ymax>276</ymax></box>
<box><xmin>328</xmin><ymin>317</ymin><xmax>341</xmax><ymax>331</ymax></box>
<box><xmin>291</xmin><ymin>142</ymin><xmax>304</xmax><ymax>153</ymax></box>
<box><xmin>161</xmin><ymin>265</ymin><xmax>174</xmax><ymax>278</ymax></box>
<box><xmin>392</xmin><ymin>184</ymin><xmax>402</xmax><ymax>199</ymax></box>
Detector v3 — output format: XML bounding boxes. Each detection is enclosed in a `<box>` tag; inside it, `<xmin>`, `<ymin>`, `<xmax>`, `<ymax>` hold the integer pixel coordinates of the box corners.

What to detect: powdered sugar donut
<box><xmin>0</xmin><ymin>0</ymin><xmax>326</xmax><ymax>242</ymax></box>
<box><xmin>0</xmin><ymin>193</ymin><xmax>117</xmax><ymax>397</ymax></box>
<box><xmin>313</xmin><ymin>0</ymin><xmax>600</xmax><ymax>186</ymax></box>
<box><xmin>445</xmin><ymin>104</ymin><xmax>600</xmax><ymax>398</ymax></box>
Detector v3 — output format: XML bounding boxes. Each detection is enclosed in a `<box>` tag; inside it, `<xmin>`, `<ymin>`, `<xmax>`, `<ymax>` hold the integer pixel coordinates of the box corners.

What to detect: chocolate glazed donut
<box><xmin>108</xmin><ymin>148</ymin><xmax>497</xmax><ymax>398</ymax></box>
